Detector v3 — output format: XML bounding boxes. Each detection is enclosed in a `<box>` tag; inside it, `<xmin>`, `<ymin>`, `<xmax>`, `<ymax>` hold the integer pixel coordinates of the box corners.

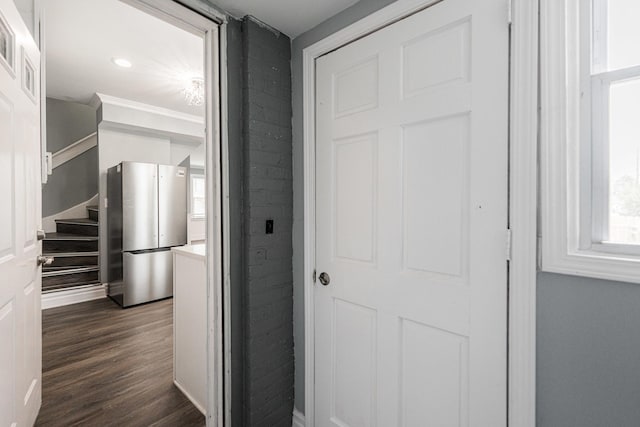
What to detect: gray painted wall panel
<box><xmin>42</xmin><ymin>147</ymin><xmax>98</xmax><ymax>217</ymax></box>
<box><xmin>42</xmin><ymin>98</ymin><xmax>98</xmax><ymax>217</ymax></box>
<box><xmin>537</xmin><ymin>272</ymin><xmax>640</xmax><ymax>427</ymax></box>
<box><xmin>46</xmin><ymin>98</ymin><xmax>97</xmax><ymax>153</ymax></box>
<box><xmin>225</xmin><ymin>17</ymin><xmax>245</xmax><ymax>427</ymax></box>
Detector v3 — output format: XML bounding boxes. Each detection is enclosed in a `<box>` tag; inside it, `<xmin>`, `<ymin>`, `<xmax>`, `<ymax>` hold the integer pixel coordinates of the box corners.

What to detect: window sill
<box><xmin>592</xmin><ymin>242</ymin><xmax>640</xmax><ymax>257</ymax></box>
<box><xmin>542</xmin><ymin>245</ymin><xmax>640</xmax><ymax>284</ymax></box>
<box><xmin>191</xmin><ymin>215</ymin><xmax>206</xmax><ymax>221</ymax></box>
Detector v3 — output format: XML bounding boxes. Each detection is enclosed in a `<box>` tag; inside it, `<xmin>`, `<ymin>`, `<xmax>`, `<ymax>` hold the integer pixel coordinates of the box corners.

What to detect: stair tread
<box><xmin>86</xmin><ymin>205</ymin><xmax>99</xmax><ymax>211</ymax></box>
<box><xmin>42</xmin><ymin>280</ymin><xmax>102</xmax><ymax>293</ymax></box>
<box><xmin>42</xmin><ymin>251</ymin><xmax>99</xmax><ymax>257</ymax></box>
<box><xmin>42</xmin><ymin>266</ymin><xmax>99</xmax><ymax>277</ymax></box>
<box><xmin>43</xmin><ymin>265</ymin><xmax>99</xmax><ymax>271</ymax></box>
<box><xmin>44</xmin><ymin>233</ymin><xmax>99</xmax><ymax>241</ymax></box>
<box><xmin>54</xmin><ymin>218</ymin><xmax>98</xmax><ymax>225</ymax></box>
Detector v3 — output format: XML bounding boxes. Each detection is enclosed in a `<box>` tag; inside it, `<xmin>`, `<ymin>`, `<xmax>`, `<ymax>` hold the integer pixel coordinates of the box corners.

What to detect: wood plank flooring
<box><xmin>36</xmin><ymin>298</ymin><xmax>205</xmax><ymax>427</ymax></box>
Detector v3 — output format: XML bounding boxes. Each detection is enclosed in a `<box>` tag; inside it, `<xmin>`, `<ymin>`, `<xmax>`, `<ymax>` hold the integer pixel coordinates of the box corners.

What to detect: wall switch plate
<box><xmin>266</xmin><ymin>219</ymin><xmax>274</xmax><ymax>234</ymax></box>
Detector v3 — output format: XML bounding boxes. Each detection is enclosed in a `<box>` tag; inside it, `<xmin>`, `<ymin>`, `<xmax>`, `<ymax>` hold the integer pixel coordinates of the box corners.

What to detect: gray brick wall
<box><xmin>241</xmin><ymin>16</ymin><xmax>294</xmax><ymax>427</ymax></box>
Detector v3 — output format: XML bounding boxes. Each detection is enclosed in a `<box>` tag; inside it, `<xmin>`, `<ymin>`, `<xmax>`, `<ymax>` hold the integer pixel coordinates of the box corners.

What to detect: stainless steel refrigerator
<box><xmin>107</xmin><ymin>161</ymin><xmax>187</xmax><ymax>307</ymax></box>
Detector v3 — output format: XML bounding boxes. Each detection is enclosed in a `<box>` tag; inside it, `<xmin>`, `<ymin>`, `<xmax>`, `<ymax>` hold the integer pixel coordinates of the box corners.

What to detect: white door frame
<box><xmin>35</xmin><ymin>0</ymin><xmax>232</xmax><ymax>425</ymax></box>
<box><xmin>301</xmin><ymin>0</ymin><xmax>539</xmax><ymax>426</ymax></box>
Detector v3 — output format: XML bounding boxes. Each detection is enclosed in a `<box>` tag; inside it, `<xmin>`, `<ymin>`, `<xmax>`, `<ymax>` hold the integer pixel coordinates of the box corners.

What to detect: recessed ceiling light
<box><xmin>111</xmin><ymin>57</ymin><xmax>132</xmax><ymax>68</ymax></box>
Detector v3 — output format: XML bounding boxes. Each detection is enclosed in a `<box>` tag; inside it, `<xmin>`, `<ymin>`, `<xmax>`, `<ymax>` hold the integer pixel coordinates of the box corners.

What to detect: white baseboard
<box><xmin>174</xmin><ymin>380</ymin><xmax>206</xmax><ymax>415</ymax></box>
<box><xmin>42</xmin><ymin>284</ymin><xmax>107</xmax><ymax>310</ymax></box>
<box><xmin>42</xmin><ymin>194</ymin><xmax>98</xmax><ymax>232</ymax></box>
<box><xmin>292</xmin><ymin>408</ymin><xmax>305</xmax><ymax>427</ymax></box>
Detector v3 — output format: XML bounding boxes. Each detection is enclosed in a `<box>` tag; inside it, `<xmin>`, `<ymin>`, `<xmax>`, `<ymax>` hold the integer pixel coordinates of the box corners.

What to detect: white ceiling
<box><xmin>44</xmin><ymin>0</ymin><xmax>358</xmax><ymax>114</ymax></box>
<box><xmin>44</xmin><ymin>0</ymin><xmax>205</xmax><ymax>115</ymax></box>
<box><xmin>213</xmin><ymin>0</ymin><xmax>359</xmax><ymax>38</ymax></box>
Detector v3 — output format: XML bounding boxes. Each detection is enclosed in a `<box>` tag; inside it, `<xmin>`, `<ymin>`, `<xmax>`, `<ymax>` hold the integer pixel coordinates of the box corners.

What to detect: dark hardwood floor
<box><xmin>36</xmin><ymin>298</ymin><xmax>205</xmax><ymax>427</ymax></box>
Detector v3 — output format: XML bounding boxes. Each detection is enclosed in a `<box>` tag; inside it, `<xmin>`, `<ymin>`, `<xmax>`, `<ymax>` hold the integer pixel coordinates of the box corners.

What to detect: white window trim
<box><xmin>540</xmin><ymin>0</ymin><xmax>640</xmax><ymax>284</ymax></box>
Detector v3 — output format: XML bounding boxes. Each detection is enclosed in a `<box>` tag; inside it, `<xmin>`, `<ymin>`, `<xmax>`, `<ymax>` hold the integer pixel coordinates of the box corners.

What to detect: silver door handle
<box><xmin>318</xmin><ymin>272</ymin><xmax>330</xmax><ymax>286</ymax></box>
<box><xmin>37</xmin><ymin>256</ymin><xmax>54</xmax><ymax>266</ymax></box>
<box><xmin>37</xmin><ymin>230</ymin><xmax>46</xmax><ymax>241</ymax></box>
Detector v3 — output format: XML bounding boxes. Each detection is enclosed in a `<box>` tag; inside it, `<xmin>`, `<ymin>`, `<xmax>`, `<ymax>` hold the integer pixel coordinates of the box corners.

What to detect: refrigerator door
<box><xmin>122</xmin><ymin>162</ymin><xmax>159</xmax><ymax>251</ymax></box>
<box><xmin>122</xmin><ymin>249</ymin><xmax>173</xmax><ymax>307</ymax></box>
<box><xmin>158</xmin><ymin>164</ymin><xmax>188</xmax><ymax>248</ymax></box>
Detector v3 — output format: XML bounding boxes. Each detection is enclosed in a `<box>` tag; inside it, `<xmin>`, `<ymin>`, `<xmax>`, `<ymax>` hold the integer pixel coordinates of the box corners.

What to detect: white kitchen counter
<box><xmin>172</xmin><ymin>244</ymin><xmax>206</xmax><ymax>415</ymax></box>
<box><xmin>172</xmin><ymin>243</ymin><xmax>206</xmax><ymax>260</ymax></box>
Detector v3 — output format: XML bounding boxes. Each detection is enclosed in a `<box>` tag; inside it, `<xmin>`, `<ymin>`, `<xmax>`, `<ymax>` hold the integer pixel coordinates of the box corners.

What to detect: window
<box><xmin>589</xmin><ymin>0</ymin><xmax>640</xmax><ymax>249</ymax></box>
<box><xmin>21</xmin><ymin>47</ymin><xmax>36</xmax><ymax>101</ymax></box>
<box><xmin>541</xmin><ymin>0</ymin><xmax>640</xmax><ymax>283</ymax></box>
<box><xmin>0</xmin><ymin>19</ymin><xmax>9</xmax><ymax>61</ymax></box>
<box><xmin>191</xmin><ymin>174</ymin><xmax>206</xmax><ymax>218</ymax></box>
<box><xmin>0</xmin><ymin>10</ymin><xmax>15</xmax><ymax>75</ymax></box>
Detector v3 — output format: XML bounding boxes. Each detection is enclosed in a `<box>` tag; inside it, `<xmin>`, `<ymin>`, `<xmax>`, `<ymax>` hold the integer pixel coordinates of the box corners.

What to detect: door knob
<box><xmin>318</xmin><ymin>272</ymin><xmax>330</xmax><ymax>286</ymax></box>
<box><xmin>37</xmin><ymin>256</ymin><xmax>54</xmax><ymax>266</ymax></box>
<box><xmin>36</xmin><ymin>229</ymin><xmax>46</xmax><ymax>241</ymax></box>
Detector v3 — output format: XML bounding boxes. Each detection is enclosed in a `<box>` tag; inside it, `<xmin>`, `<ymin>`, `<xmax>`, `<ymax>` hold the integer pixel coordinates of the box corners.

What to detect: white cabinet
<box><xmin>172</xmin><ymin>244</ymin><xmax>206</xmax><ymax>414</ymax></box>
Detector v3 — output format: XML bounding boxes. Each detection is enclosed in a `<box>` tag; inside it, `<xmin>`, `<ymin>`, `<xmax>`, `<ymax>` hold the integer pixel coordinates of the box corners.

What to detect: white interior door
<box><xmin>0</xmin><ymin>1</ymin><xmax>42</xmax><ymax>426</ymax></box>
<box><xmin>314</xmin><ymin>0</ymin><xmax>509</xmax><ymax>425</ymax></box>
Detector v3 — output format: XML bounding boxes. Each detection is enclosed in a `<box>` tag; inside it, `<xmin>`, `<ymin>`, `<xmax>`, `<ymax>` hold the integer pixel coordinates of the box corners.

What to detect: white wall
<box><xmin>97</xmin><ymin>127</ymin><xmax>171</xmax><ymax>281</ymax></box>
<box><xmin>171</xmin><ymin>140</ymin><xmax>205</xmax><ymax>168</ymax></box>
<box><xmin>188</xmin><ymin>217</ymin><xmax>206</xmax><ymax>243</ymax></box>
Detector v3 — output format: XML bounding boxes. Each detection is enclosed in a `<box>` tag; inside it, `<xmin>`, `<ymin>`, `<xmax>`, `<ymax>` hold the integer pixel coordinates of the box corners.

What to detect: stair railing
<box><xmin>48</xmin><ymin>132</ymin><xmax>98</xmax><ymax>171</ymax></box>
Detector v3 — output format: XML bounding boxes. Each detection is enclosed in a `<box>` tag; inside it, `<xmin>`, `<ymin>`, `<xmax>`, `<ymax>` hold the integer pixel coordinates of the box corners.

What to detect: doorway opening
<box><xmin>36</xmin><ymin>0</ymin><xmax>225</xmax><ymax>424</ymax></box>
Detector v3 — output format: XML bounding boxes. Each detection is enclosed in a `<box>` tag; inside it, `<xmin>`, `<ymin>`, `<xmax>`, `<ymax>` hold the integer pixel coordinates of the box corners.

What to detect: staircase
<box><xmin>42</xmin><ymin>205</ymin><xmax>101</xmax><ymax>293</ymax></box>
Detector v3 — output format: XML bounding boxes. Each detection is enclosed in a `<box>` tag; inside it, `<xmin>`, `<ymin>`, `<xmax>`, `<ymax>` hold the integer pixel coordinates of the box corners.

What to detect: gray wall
<box><xmin>537</xmin><ymin>272</ymin><xmax>640</xmax><ymax>427</ymax></box>
<box><xmin>291</xmin><ymin>0</ymin><xmax>397</xmax><ymax>413</ymax></box>
<box><xmin>46</xmin><ymin>97</ymin><xmax>97</xmax><ymax>153</ymax></box>
<box><xmin>42</xmin><ymin>98</ymin><xmax>98</xmax><ymax>217</ymax></box>
<box><xmin>212</xmin><ymin>15</ymin><xmax>294</xmax><ymax>426</ymax></box>
<box><xmin>241</xmin><ymin>16</ymin><xmax>294</xmax><ymax>426</ymax></box>
<box><xmin>225</xmin><ymin>17</ymin><xmax>245</xmax><ymax>427</ymax></box>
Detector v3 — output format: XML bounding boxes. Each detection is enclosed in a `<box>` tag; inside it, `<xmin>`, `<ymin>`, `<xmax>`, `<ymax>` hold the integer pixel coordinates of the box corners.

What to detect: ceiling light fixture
<box><xmin>183</xmin><ymin>78</ymin><xmax>204</xmax><ymax>106</ymax></box>
<box><xmin>111</xmin><ymin>57</ymin><xmax>132</xmax><ymax>68</ymax></box>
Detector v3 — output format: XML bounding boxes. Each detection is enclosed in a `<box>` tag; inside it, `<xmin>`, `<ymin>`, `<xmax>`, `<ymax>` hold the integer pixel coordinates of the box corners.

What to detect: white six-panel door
<box><xmin>314</xmin><ymin>0</ymin><xmax>509</xmax><ymax>425</ymax></box>
<box><xmin>0</xmin><ymin>1</ymin><xmax>42</xmax><ymax>426</ymax></box>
